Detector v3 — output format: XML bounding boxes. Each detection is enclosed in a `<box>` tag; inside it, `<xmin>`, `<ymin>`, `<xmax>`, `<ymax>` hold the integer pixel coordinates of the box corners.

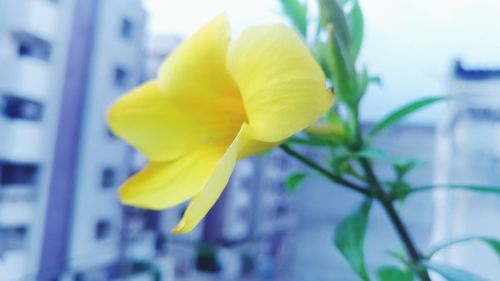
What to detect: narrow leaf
<box><xmin>319</xmin><ymin>0</ymin><xmax>352</xmax><ymax>52</ymax></box>
<box><xmin>406</xmin><ymin>184</ymin><xmax>500</xmax><ymax>197</ymax></box>
<box><xmin>331</xmin><ymin>32</ymin><xmax>358</xmax><ymax>107</ymax></box>
<box><xmin>350</xmin><ymin>147</ymin><xmax>425</xmax><ymax>176</ymax></box>
<box><xmin>428</xmin><ymin>236</ymin><xmax>500</xmax><ymax>259</ymax></box>
<box><xmin>319</xmin><ymin>0</ymin><xmax>359</xmax><ymax>107</ymax></box>
<box><xmin>377</xmin><ymin>266</ymin><xmax>413</xmax><ymax>281</ymax></box>
<box><xmin>334</xmin><ymin>200</ymin><xmax>372</xmax><ymax>281</ymax></box>
<box><xmin>285</xmin><ymin>172</ymin><xmax>308</xmax><ymax>193</ymax></box>
<box><xmin>423</xmin><ymin>262</ymin><xmax>488</xmax><ymax>281</ymax></box>
<box><xmin>313</xmin><ymin>41</ymin><xmax>333</xmax><ymax>78</ymax></box>
<box><xmin>369</xmin><ymin>96</ymin><xmax>448</xmax><ymax>137</ymax></box>
<box><xmin>278</xmin><ymin>0</ymin><xmax>308</xmax><ymax>37</ymax></box>
<box><xmin>346</xmin><ymin>0</ymin><xmax>364</xmax><ymax>58</ymax></box>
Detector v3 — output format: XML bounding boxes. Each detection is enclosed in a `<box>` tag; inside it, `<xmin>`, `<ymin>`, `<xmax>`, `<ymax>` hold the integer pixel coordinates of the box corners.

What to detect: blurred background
<box><xmin>0</xmin><ymin>0</ymin><xmax>499</xmax><ymax>280</ymax></box>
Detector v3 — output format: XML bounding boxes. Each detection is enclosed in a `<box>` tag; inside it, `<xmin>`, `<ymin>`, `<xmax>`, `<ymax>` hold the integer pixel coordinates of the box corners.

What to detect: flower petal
<box><xmin>108</xmin><ymin>79</ymin><xmax>248</xmax><ymax>162</ymax></box>
<box><xmin>172</xmin><ymin>124</ymin><xmax>249</xmax><ymax>234</ymax></box>
<box><xmin>227</xmin><ymin>24</ymin><xmax>333</xmax><ymax>143</ymax></box>
<box><xmin>237</xmin><ymin>125</ymin><xmax>278</xmax><ymax>159</ymax></box>
<box><xmin>119</xmin><ymin>146</ymin><xmax>226</xmax><ymax>210</ymax></box>
<box><xmin>107</xmin><ymin>81</ymin><xmax>211</xmax><ymax>161</ymax></box>
<box><xmin>157</xmin><ymin>13</ymin><xmax>242</xmax><ymax>103</ymax></box>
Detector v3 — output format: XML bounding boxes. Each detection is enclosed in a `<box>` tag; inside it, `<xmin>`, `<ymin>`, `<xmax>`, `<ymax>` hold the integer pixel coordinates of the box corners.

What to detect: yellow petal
<box><xmin>119</xmin><ymin>146</ymin><xmax>226</xmax><ymax>210</ymax></box>
<box><xmin>172</xmin><ymin>124</ymin><xmax>248</xmax><ymax>234</ymax></box>
<box><xmin>157</xmin><ymin>13</ymin><xmax>242</xmax><ymax>103</ymax></box>
<box><xmin>237</xmin><ymin>125</ymin><xmax>278</xmax><ymax>159</ymax></box>
<box><xmin>107</xmin><ymin>80</ymin><xmax>246</xmax><ymax>161</ymax></box>
<box><xmin>227</xmin><ymin>24</ymin><xmax>333</xmax><ymax>143</ymax></box>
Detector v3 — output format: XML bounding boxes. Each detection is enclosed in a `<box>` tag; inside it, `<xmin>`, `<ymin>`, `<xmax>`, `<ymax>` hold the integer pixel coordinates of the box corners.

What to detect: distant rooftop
<box><xmin>454</xmin><ymin>60</ymin><xmax>500</xmax><ymax>80</ymax></box>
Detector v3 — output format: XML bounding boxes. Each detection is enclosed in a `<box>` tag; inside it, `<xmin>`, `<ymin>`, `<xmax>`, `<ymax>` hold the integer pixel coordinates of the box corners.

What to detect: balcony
<box><xmin>3</xmin><ymin>0</ymin><xmax>58</xmax><ymax>42</ymax></box>
<box><xmin>0</xmin><ymin>184</ymin><xmax>36</xmax><ymax>202</ymax></box>
<box><xmin>0</xmin><ymin>120</ymin><xmax>44</xmax><ymax>162</ymax></box>
<box><xmin>0</xmin><ymin>250</ymin><xmax>28</xmax><ymax>280</ymax></box>
<box><xmin>0</xmin><ymin>189</ymin><xmax>34</xmax><ymax>226</ymax></box>
<box><xmin>0</xmin><ymin>58</ymin><xmax>50</xmax><ymax>101</ymax></box>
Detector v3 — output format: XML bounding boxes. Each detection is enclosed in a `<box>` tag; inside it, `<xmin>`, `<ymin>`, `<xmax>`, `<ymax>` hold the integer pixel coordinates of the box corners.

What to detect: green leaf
<box><xmin>385</xmin><ymin>250</ymin><xmax>409</xmax><ymax>266</ymax></box>
<box><xmin>423</xmin><ymin>262</ymin><xmax>488</xmax><ymax>281</ymax></box>
<box><xmin>334</xmin><ymin>200</ymin><xmax>372</xmax><ymax>281</ymax></box>
<box><xmin>357</xmin><ymin>66</ymin><xmax>369</xmax><ymax>98</ymax></box>
<box><xmin>377</xmin><ymin>266</ymin><xmax>413</xmax><ymax>281</ymax></box>
<box><xmin>319</xmin><ymin>0</ymin><xmax>358</xmax><ymax>107</ymax></box>
<box><xmin>393</xmin><ymin>158</ymin><xmax>426</xmax><ymax>178</ymax></box>
<box><xmin>406</xmin><ymin>184</ymin><xmax>500</xmax><ymax>197</ymax></box>
<box><xmin>346</xmin><ymin>0</ymin><xmax>364</xmax><ymax>58</ymax></box>
<box><xmin>313</xmin><ymin>42</ymin><xmax>333</xmax><ymax>78</ymax></box>
<box><xmin>330</xmin><ymin>27</ymin><xmax>358</xmax><ymax>107</ymax></box>
<box><xmin>319</xmin><ymin>0</ymin><xmax>363</xmax><ymax>59</ymax></box>
<box><xmin>369</xmin><ymin>96</ymin><xmax>448</xmax><ymax>137</ymax></box>
<box><xmin>285</xmin><ymin>172</ymin><xmax>308</xmax><ymax>193</ymax></box>
<box><xmin>319</xmin><ymin>0</ymin><xmax>352</xmax><ymax>52</ymax></box>
<box><xmin>428</xmin><ymin>236</ymin><xmax>500</xmax><ymax>259</ymax></box>
<box><xmin>388</xmin><ymin>182</ymin><xmax>412</xmax><ymax>203</ymax></box>
<box><xmin>278</xmin><ymin>0</ymin><xmax>308</xmax><ymax>37</ymax></box>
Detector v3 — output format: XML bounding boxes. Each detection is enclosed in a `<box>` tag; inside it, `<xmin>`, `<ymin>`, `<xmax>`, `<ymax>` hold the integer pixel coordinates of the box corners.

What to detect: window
<box><xmin>0</xmin><ymin>162</ymin><xmax>38</xmax><ymax>186</ymax></box>
<box><xmin>2</xmin><ymin>95</ymin><xmax>43</xmax><ymax>121</ymax></box>
<box><xmin>121</xmin><ymin>18</ymin><xmax>134</xmax><ymax>40</ymax></box>
<box><xmin>101</xmin><ymin>168</ymin><xmax>116</xmax><ymax>189</ymax></box>
<box><xmin>13</xmin><ymin>32</ymin><xmax>51</xmax><ymax>61</ymax></box>
<box><xmin>95</xmin><ymin>220</ymin><xmax>111</xmax><ymax>240</ymax></box>
<box><xmin>0</xmin><ymin>226</ymin><xmax>28</xmax><ymax>251</ymax></box>
<box><xmin>73</xmin><ymin>272</ymin><xmax>84</xmax><ymax>281</ymax></box>
<box><xmin>114</xmin><ymin>67</ymin><xmax>129</xmax><ymax>88</ymax></box>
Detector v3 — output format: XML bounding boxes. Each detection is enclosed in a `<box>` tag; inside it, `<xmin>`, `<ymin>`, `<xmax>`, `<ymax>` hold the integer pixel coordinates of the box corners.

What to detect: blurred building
<box><xmin>433</xmin><ymin>60</ymin><xmax>500</xmax><ymax>280</ymax></box>
<box><xmin>0</xmin><ymin>0</ymin><xmax>79</xmax><ymax>279</ymax></box>
<box><xmin>0</xmin><ymin>0</ymin><xmax>146</xmax><ymax>280</ymax></box>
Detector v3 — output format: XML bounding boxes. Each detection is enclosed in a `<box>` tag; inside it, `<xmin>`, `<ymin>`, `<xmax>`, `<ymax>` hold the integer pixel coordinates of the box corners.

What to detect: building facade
<box><xmin>0</xmin><ymin>0</ymin><xmax>78</xmax><ymax>279</ymax></box>
<box><xmin>433</xmin><ymin>60</ymin><xmax>500</xmax><ymax>280</ymax></box>
<box><xmin>0</xmin><ymin>0</ymin><xmax>146</xmax><ymax>280</ymax></box>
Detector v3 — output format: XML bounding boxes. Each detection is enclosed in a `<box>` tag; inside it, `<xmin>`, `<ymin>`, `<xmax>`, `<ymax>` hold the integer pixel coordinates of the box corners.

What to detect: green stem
<box><xmin>357</xmin><ymin>148</ymin><xmax>431</xmax><ymax>281</ymax></box>
<box><xmin>279</xmin><ymin>144</ymin><xmax>371</xmax><ymax>197</ymax></box>
<box><xmin>359</xmin><ymin>160</ymin><xmax>423</xmax><ymax>263</ymax></box>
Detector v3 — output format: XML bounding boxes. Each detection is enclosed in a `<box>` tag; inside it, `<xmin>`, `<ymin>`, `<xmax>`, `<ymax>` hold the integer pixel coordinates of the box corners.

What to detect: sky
<box><xmin>143</xmin><ymin>0</ymin><xmax>500</xmax><ymax>124</ymax></box>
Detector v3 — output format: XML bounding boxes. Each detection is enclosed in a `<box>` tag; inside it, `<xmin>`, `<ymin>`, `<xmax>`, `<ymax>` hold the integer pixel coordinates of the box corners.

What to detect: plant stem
<box><xmin>349</xmin><ymin>104</ymin><xmax>431</xmax><ymax>280</ymax></box>
<box><xmin>279</xmin><ymin>144</ymin><xmax>371</xmax><ymax>197</ymax></box>
<box><xmin>359</xmin><ymin>156</ymin><xmax>431</xmax><ymax>281</ymax></box>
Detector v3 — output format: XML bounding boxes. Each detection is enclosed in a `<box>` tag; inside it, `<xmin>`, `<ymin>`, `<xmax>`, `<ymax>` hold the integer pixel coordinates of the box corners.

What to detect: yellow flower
<box><xmin>107</xmin><ymin>14</ymin><xmax>332</xmax><ymax>234</ymax></box>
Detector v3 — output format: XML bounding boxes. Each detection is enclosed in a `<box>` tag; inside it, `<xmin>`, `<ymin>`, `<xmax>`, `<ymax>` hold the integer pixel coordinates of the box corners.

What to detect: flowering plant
<box><xmin>107</xmin><ymin>0</ymin><xmax>500</xmax><ymax>280</ymax></box>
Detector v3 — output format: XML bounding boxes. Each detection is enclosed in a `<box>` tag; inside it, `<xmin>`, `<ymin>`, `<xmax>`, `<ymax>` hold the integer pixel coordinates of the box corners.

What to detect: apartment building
<box><xmin>433</xmin><ymin>60</ymin><xmax>500</xmax><ymax>280</ymax></box>
<box><xmin>0</xmin><ymin>0</ymin><xmax>146</xmax><ymax>280</ymax></box>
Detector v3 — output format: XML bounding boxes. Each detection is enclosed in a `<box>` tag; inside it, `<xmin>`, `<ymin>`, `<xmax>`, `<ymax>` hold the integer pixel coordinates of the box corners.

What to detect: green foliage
<box><xmin>423</xmin><ymin>262</ymin><xmax>488</xmax><ymax>281</ymax></box>
<box><xmin>334</xmin><ymin>200</ymin><xmax>372</xmax><ymax>281</ymax></box>
<box><xmin>318</xmin><ymin>0</ymin><xmax>362</xmax><ymax>107</ymax></box>
<box><xmin>377</xmin><ymin>266</ymin><xmax>413</xmax><ymax>281</ymax></box>
<box><xmin>403</xmin><ymin>184</ymin><xmax>500</xmax><ymax>198</ymax></box>
<box><xmin>278</xmin><ymin>1</ymin><xmax>500</xmax><ymax>280</ymax></box>
<box><xmin>428</xmin><ymin>236</ymin><xmax>500</xmax><ymax>259</ymax></box>
<box><xmin>344</xmin><ymin>0</ymin><xmax>364</xmax><ymax>58</ymax></box>
<box><xmin>393</xmin><ymin>159</ymin><xmax>426</xmax><ymax>179</ymax></box>
<box><xmin>369</xmin><ymin>96</ymin><xmax>447</xmax><ymax>137</ymax></box>
<box><xmin>285</xmin><ymin>172</ymin><xmax>308</xmax><ymax>193</ymax></box>
<box><xmin>313</xmin><ymin>42</ymin><xmax>333</xmax><ymax>78</ymax></box>
<box><xmin>278</xmin><ymin>0</ymin><xmax>308</xmax><ymax>37</ymax></box>
<box><xmin>320</xmin><ymin>0</ymin><xmax>364</xmax><ymax>59</ymax></box>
